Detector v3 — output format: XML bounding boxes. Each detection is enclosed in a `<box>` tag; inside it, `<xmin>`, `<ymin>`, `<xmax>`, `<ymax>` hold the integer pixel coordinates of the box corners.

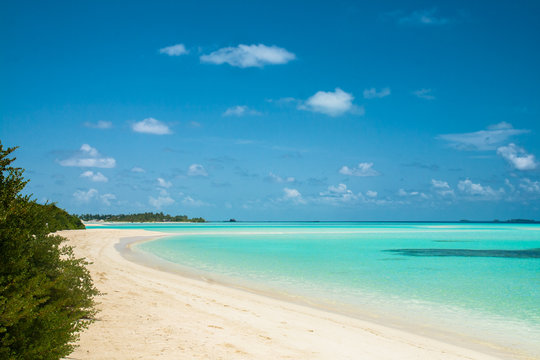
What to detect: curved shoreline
<box><xmin>61</xmin><ymin>228</ymin><xmax>521</xmax><ymax>359</ymax></box>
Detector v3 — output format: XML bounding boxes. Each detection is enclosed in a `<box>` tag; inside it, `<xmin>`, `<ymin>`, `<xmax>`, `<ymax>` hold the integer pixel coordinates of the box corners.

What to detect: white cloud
<box><xmin>365</xmin><ymin>190</ymin><xmax>378</xmax><ymax>198</ymax></box>
<box><xmin>80</xmin><ymin>171</ymin><xmax>108</xmax><ymax>183</ymax></box>
<box><xmin>398</xmin><ymin>9</ymin><xmax>451</xmax><ymax>26</ymax></box>
<box><xmin>301</xmin><ymin>88</ymin><xmax>362</xmax><ymax>117</ymax></box>
<box><xmin>73</xmin><ymin>188</ymin><xmax>98</xmax><ymax>202</ymax></box>
<box><xmin>188</xmin><ymin>164</ymin><xmax>208</xmax><ymax>177</ymax></box>
<box><xmin>200</xmin><ymin>44</ymin><xmax>295</xmax><ymax>68</ymax></box>
<box><xmin>520</xmin><ymin>178</ymin><xmax>540</xmax><ymax>193</ymax></box>
<box><xmin>431</xmin><ymin>179</ymin><xmax>454</xmax><ymax>196</ymax></box>
<box><xmin>319</xmin><ymin>183</ymin><xmax>358</xmax><ymax>203</ymax></box>
<box><xmin>282</xmin><ymin>187</ymin><xmax>305</xmax><ymax>204</ymax></box>
<box><xmin>339</xmin><ymin>162</ymin><xmax>380</xmax><ymax>177</ymax></box>
<box><xmin>157</xmin><ymin>177</ymin><xmax>172</xmax><ymax>188</ymax></box>
<box><xmin>398</xmin><ymin>188</ymin><xmax>429</xmax><ymax>199</ymax></box>
<box><xmin>132</xmin><ymin>118</ymin><xmax>172</xmax><ymax>135</ymax></box>
<box><xmin>497</xmin><ymin>143</ymin><xmax>538</xmax><ymax>170</ymax></box>
<box><xmin>60</xmin><ymin>144</ymin><xmax>116</xmax><ymax>168</ymax></box>
<box><xmin>83</xmin><ymin>120</ymin><xmax>112</xmax><ymax>129</ymax></box>
<box><xmin>100</xmin><ymin>193</ymin><xmax>116</xmax><ymax>206</ymax></box>
<box><xmin>131</xmin><ymin>167</ymin><xmax>145</xmax><ymax>173</ymax></box>
<box><xmin>223</xmin><ymin>105</ymin><xmax>262</xmax><ymax>117</ymax></box>
<box><xmin>181</xmin><ymin>195</ymin><xmax>208</xmax><ymax>207</ymax></box>
<box><xmin>267</xmin><ymin>172</ymin><xmax>295</xmax><ymax>183</ymax></box>
<box><xmin>73</xmin><ymin>188</ymin><xmax>115</xmax><ymax>205</ymax></box>
<box><xmin>413</xmin><ymin>88</ymin><xmax>435</xmax><ymax>100</ymax></box>
<box><xmin>438</xmin><ymin>123</ymin><xmax>529</xmax><ymax>151</ymax></box>
<box><xmin>159</xmin><ymin>43</ymin><xmax>188</xmax><ymax>56</ymax></box>
<box><xmin>457</xmin><ymin>179</ymin><xmax>500</xmax><ymax>197</ymax></box>
<box><xmin>149</xmin><ymin>195</ymin><xmax>174</xmax><ymax>209</ymax></box>
<box><xmin>363</xmin><ymin>87</ymin><xmax>391</xmax><ymax>99</ymax></box>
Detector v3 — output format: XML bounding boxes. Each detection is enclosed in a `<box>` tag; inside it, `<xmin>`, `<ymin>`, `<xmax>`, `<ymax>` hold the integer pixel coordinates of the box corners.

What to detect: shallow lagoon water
<box><xmin>92</xmin><ymin>222</ymin><xmax>540</xmax><ymax>357</ymax></box>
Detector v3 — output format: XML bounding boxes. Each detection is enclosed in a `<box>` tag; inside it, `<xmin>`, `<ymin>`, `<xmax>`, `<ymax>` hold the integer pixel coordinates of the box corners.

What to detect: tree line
<box><xmin>79</xmin><ymin>212</ymin><xmax>206</xmax><ymax>223</ymax></box>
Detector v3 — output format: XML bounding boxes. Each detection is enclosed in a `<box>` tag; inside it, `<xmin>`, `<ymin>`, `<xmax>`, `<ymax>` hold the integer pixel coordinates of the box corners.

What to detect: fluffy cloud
<box><xmin>431</xmin><ymin>179</ymin><xmax>454</xmax><ymax>196</ymax></box>
<box><xmin>365</xmin><ymin>190</ymin><xmax>378</xmax><ymax>198</ymax></box>
<box><xmin>73</xmin><ymin>188</ymin><xmax>115</xmax><ymax>205</ymax></box>
<box><xmin>132</xmin><ymin>118</ymin><xmax>172</xmax><ymax>135</ymax></box>
<box><xmin>282</xmin><ymin>187</ymin><xmax>305</xmax><ymax>204</ymax></box>
<box><xmin>301</xmin><ymin>88</ymin><xmax>362</xmax><ymax>117</ymax></box>
<box><xmin>60</xmin><ymin>144</ymin><xmax>116</xmax><ymax>168</ymax></box>
<box><xmin>200</xmin><ymin>44</ymin><xmax>295</xmax><ymax>68</ymax></box>
<box><xmin>100</xmin><ymin>193</ymin><xmax>116</xmax><ymax>206</ymax></box>
<box><xmin>438</xmin><ymin>123</ymin><xmax>529</xmax><ymax>151</ymax></box>
<box><xmin>159</xmin><ymin>43</ymin><xmax>188</xmax><ymax>56</ymax></box>
<box><xmin>73</xmin><ymin>188</ymin><xmax>98</xmax><ymax>202</ymax></box>
<box><xmin>149</xmin><ymin>195</ymin><xmax>174</xmax><ymax>209</ymax></box>
<box><xmin>83</xmin><ymin>120</ymin><xmax>112</xmax><ymax>129</ymax></box>
<box><xmin>181</xmin><ymin>195</ymin><xmax>209</xmax><ymax>207</ymax></box>
<box><xmin>131</xmin><ymin>167</ymin><xmax>145</xmax><ymax>173</ymax></box>
<box><xmin>398</xmin><ymin>188</ymin><xmax>429</xmax><ymax>199</ymax></box>
<box><xmin>497</xmin><ymin>143</ymin><xmax>538</xmax><ymax>170</ymax></box>
<box><xmin>319</xmin><ymin>183</ymin><xmax>358</xmax><ymax>202</ymax></box>
<box><xmin>457</xmin><ymin>179</ymin><xmax>501</xmax><ymax>197</ymax></box>
<box><xmin>413</xmin><ymin>88</ymin><xmax>435</xmax><ymax>100</ymax></box>
<box><xmin>397</xmin><ymin>8</ymin><xmax>451</xmax><ymax>26</ymax></box>
<box><xmin>223</xmin><ymin>105</ymin><xmax>262</xmax><ymax>117</ymax></box>
<box><xmin>363</xmin><ymin>87</ymin><xmax>391</xmax><ymax>99</ymax></box>
<box><xmin>188</xmin><ymin>164</ymin><xmax>208</xmax><ymax>177</ymax></box>
<box><xmin>80</xmin><ymin>171</ymin><xmax>108</xmax><ymax>182</ymax></box>
<box><xmin>339</xmin><ymin>162</ymin><xmax>380</xmax><ymax>177</ymax></box>
<box><xmin>520</xmin><ymin>178</ymin><xmax>540</xmax><ymax>193</ymax></box>
<box><xmin>157</xmin><ymin>177</ymin><xmax>172</xmax><ymax>188</ymax></box>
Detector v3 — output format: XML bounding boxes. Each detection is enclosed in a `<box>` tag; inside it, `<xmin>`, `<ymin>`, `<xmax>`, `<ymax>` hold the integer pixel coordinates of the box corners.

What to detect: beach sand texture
<box><xmin>61</xmin><ymin>229</ymin><xmax>506</xmax><ymax>360</ymax></box>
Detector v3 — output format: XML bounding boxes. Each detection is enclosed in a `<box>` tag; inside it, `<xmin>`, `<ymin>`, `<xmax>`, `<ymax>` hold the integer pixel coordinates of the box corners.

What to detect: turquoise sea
<box><xmin>91</xmin><ymin>222</ymin><xmax>540</xmax><ymax>357</ymax></box>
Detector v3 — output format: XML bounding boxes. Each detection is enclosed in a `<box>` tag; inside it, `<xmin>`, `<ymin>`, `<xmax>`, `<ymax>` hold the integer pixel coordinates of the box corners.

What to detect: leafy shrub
<box><xmin>0</xmin><ymin>143</ymin><xmax>98</xmax><ymax>359</ymax></box>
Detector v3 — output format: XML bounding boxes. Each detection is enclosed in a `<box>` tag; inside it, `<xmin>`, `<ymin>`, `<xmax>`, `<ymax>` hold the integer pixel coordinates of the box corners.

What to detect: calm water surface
<box><xmin>91</xmin><ymin>222</ymin><xmax>540</xmax><ymax>356</ymax></box>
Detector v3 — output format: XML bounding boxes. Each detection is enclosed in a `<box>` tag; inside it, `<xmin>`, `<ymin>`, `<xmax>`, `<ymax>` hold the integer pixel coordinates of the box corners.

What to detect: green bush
<box><xmin>0</xmin><ymin>143</ymin><xmax>98</xmax><ymax>359</ymax></box>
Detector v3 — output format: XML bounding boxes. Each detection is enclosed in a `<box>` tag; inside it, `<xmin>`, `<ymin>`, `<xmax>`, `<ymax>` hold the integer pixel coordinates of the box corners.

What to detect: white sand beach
<box><xmin>61</xmin><ymin>228</ymin><xmax>510</xmax><ymax>360</ymax></box>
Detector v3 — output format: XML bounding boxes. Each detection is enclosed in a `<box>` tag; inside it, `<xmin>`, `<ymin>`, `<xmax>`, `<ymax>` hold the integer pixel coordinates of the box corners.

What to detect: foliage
<box><xmin>0</xmin><ymin>142</ymin><xmax>98</xmax><ymax>359</ymax></box>
<box><xmin>79</xmin><ymin>212</ymin><xmax>206</xmax><ymax>223</ymax></box>
<box><xmin>33</xmin><ymin>203</ymin><xmax>85</xmax><ymax>232</ymax></box>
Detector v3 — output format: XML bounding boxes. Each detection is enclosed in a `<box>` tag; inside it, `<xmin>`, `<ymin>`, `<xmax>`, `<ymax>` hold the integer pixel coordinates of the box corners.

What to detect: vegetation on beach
<box><xmin>0</xmin><ymin>143</ymin><xmax>98</xmax><ymax>359</ymax></box>
<box><xmin>79</xmin><ymin>212</ymin><xmax>206</xmax><ymax>223</ymax></box>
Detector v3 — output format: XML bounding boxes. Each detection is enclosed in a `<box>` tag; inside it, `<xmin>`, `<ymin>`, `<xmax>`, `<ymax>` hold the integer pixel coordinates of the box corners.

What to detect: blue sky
<box><xmin>2</xmin><ymin>0</ymin><xmax>540</xmax><ymax>221</ymax></box>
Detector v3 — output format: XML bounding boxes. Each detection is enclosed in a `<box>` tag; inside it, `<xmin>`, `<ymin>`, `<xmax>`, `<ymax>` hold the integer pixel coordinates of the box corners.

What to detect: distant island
<box><xmin>460</xmin><ymin>219</ymin><xmax>539</xmax><ymax>224</ymax></box>
<box><xmin>79</xmin><ymin>212</ymin><xmax>205</xmax><ymax>223</ymax></box>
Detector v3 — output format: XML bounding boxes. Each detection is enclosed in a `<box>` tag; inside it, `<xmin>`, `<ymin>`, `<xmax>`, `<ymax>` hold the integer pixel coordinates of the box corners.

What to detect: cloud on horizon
<box><xmin>200</xmin><ymin>44</ymin><xmax>295</xmax><ymax>68</ymax></box>
<box><xmin>149</xmin><ymin>195</ymin><xmax>174</xmax><ymax>209</ymax></box>
<box><xmin>281</xmin><ymin>187</ymin><xmax>305</xmax><ymax>204</ymax></box>
<box><xmin>457</xmin><ymin>179</ymin><xmax>502</xmax><ymax>198</ymax></box>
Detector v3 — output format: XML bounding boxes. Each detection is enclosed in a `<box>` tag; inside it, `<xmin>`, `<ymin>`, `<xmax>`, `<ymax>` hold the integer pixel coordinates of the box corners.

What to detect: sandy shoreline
<box><xmin>61</xmin><ymin>228</ymin><xmax>512</xmax><ymax>360</ymax></box>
